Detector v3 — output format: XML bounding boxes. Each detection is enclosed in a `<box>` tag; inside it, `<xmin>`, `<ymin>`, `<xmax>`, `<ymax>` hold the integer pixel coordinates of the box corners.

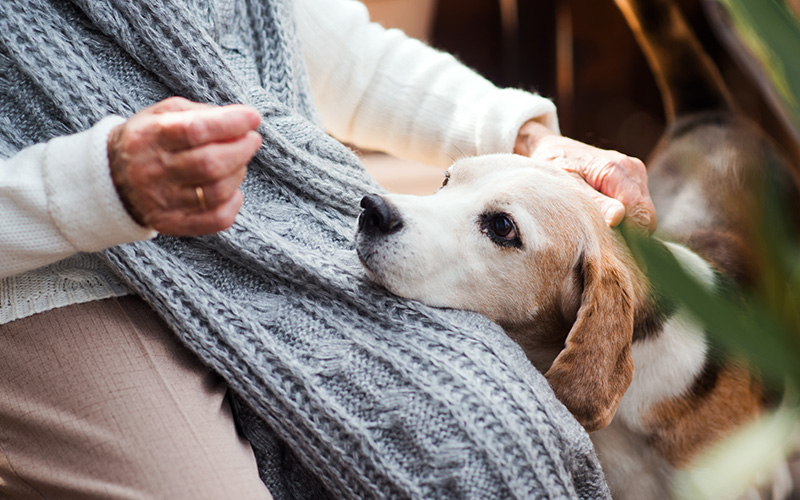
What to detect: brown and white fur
<box><xmin>355</xmin><ymin>0</ymin><xmax>798</xmax><ymax>497</ymax></box>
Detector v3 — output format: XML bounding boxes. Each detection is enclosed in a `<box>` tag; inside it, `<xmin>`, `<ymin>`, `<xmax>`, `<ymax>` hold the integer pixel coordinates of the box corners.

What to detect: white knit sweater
<box><xmin>0</xmin><ymin>0</ymin><xmax>557</xmax><ymax>324</ymax></box>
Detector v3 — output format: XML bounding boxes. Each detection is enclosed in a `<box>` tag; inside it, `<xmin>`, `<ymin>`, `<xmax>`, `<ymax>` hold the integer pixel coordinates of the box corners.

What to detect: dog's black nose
<box><xmin>359</xmin><ymin>194</ymin><xmax>403</xmax><ymax>234</ymax></box>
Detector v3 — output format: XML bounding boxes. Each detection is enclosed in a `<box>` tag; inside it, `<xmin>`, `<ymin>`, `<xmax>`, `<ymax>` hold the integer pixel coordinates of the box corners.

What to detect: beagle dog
<box><xmin>357</xmin><ymin>154</ymin><xmax>642</xmax><ymax>433</ymax></box>
<box><xmin>356</xmin><ymin>155</ymin><xmax>774</xmax><ymax>497</ymax></box>
<box><xmin>356</xmin><ymin>0</ymin><xmax>799</xmax><ymax>497</ymax></box>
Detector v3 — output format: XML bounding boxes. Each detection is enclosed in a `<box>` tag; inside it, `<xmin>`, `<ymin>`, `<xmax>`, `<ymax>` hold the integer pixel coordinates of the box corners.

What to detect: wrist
<box><xmin>107</xmin><ymin>123</ymin><xmax>148</xmax><ymax>227</ymax></box>
<box><xmin>43</xmin><ymin>116</ymin><xmax>156</xmax><ymax>252</ymax></box>
<box><xmin>514</xmin><ymin>119</ymin><xmax>558</xmax><ymax>157</ymax></box>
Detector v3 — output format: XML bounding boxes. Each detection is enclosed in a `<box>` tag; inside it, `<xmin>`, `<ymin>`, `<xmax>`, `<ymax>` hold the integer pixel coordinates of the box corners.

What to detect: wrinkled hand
<box><xmin>108</xmin><ymin>97</ymin><xmax>262</xmax><ymax>236</ymax></box>
<box><xmin>515</xmin><ymin>120</ymin><xmax>657</xmax><ymax>233</ymax></box>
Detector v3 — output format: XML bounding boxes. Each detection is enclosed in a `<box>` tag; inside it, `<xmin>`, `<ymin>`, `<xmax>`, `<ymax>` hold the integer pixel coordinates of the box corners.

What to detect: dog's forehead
<box><xmin>443</xmin><ymin>154</ymin><xmax>604</xmax><ymax>243</ymax></box>
<box><xmin>451</xmin><ymin>154</ymin><xmax>565</xmax><ymax>183</ymax></box>
<box><xmin>449</xmin><ymin>154</ymin><xmax>578</xmax><ymax>200</ymax></box>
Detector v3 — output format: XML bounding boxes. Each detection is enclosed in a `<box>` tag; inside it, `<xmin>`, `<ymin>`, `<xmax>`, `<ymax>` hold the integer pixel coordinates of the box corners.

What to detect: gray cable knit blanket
<box><xmin>0</xmin><ymin>0</ymin><xmax>610</xmax><ymax>497</ymax></box>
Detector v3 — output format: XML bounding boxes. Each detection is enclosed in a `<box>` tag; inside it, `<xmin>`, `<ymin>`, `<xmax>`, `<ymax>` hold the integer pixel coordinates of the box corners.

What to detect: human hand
<box><xmin>108</xmin><ymin>97</ymin><xmax>262</xmax><ymax>236</ymax></box>
<box><xmin>514</xmin><ymin>120</ymin><xmax>657</xmax><ymax>233</ymax></box>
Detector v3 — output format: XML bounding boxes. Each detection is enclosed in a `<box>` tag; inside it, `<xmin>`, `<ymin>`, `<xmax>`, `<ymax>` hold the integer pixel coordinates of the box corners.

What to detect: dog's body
<box><xmin>356</xmin><ymin>0</ymin><xmax>797</xmax><ymax>497</ymax></box>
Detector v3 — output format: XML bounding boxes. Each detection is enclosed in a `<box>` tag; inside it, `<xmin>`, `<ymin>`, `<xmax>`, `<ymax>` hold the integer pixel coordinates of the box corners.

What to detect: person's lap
<box><xmin>0</xmin><ymin>295</ymin><xmax>272</xmax><ymax>500</ymax></box>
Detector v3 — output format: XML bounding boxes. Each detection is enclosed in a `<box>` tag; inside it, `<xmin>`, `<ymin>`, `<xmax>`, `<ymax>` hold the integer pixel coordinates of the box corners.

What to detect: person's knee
<box><xmin>0</xmin><ymin>299</ymin><xmax>272</xmax><ymax>500</ymax></box>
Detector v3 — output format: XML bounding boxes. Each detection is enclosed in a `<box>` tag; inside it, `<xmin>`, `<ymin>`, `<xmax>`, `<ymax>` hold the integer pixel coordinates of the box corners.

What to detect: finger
<box><xmin>158</xmin><ymin>165</ymin><xmax>248</xmax><ymax>212</ymax></box>
<box><xmin>647</xmin><ymin>204</ymin><xmax>658</xmax><ymax>233</ymax></box>
<box><xmin>151</xmin><ymin>190</ymin><xmax>245</xmax><ymax>236</ymax></box>
<box><xmin>608</xmin><ymin>179</ymin><xmax>658</xmax><ymax>233</ymax></box>
<box><xmin>165</xmin><ymin>131</ymin><xmax>261</xmax><ymax>183</ymax></box>
<box><xmin>589</xmin><ymin>156</ymin><xmax>658</xmax><ymax>233</ymax></box>
<box><xmin>635</xmin><ymin>179</ymin><xmax>658</xmax><ymax>234</ymax></box>
<box><xmin>616</xmin><ymin>193</ymin><xmax>656</xmax><ymax>232</ymax></box>
<box><xmin>627</xmin><ymin>197</ymin><xmax>658</xmax><ymax>234</ymax></box>
<box><xmin>147</xmin><ymin>96</ymin><xmax>213</xmax><ymax>114</ymax></box>
<box><xmin>590</xmin><ymin>190</ymin><xmax>627</xmax><ymax>227</ymax></box>
<box><xmin>186</xmin><ymin>167</ymin><xmax>249</xmax><ymax>212</ymax></box>
<box><xmin>156</xmin><ymin>105</ymin><xmax>262</xmax><ymax>151</ymax></box>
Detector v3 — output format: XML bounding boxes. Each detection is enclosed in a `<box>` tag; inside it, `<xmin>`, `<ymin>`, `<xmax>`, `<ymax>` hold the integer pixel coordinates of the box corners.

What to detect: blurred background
<box><xmin>358</xmin><ymin>0</ymin><xmax>800</xmax><ymax>194</ymax></box>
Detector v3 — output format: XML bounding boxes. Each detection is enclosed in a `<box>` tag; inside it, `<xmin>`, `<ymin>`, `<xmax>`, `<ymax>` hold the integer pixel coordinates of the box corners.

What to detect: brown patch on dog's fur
<box><xmin>642</xmin><ymin>360</ymin><xmax>768</xmax><ymax>467</ymax></box>
<box><xmin>685</xmin><ymin>230</ymin><xmax>756</xmax><ymax>288</ymax></box>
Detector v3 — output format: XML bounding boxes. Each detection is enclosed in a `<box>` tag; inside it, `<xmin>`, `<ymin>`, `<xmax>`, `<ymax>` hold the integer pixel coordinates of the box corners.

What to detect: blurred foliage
<box><xmin>621</xmin><ymin>172</ymin><xmax>800</xmax><ymax>499</ymax></box>
<box><xmin>618</xmin><ymin>3</ymin><xmax>800</xmax><ymax>497</ymax></box>
<box><xmin>717</xmin><ymin>0</ymin><xmax>800</xmax><ymax>134</ymax></box>
<box><xmin>623</xmin><ymin>216</ymin><xmax>800</xmax><ymax>390</ymax></box>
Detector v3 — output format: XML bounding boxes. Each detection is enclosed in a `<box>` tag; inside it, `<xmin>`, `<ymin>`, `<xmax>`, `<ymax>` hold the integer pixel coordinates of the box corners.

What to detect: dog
<box><xmin>356</xmin><ymin>153</ymin><xmax>785</xmax><ymax>498</ymax></box>
<box><xmin>355</xmin><ymin>0</ymin><xmax>798</xmax><ymax>497</ymax></box>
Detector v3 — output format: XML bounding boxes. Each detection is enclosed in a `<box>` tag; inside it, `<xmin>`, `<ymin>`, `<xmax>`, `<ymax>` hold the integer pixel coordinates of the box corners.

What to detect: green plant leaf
<box><xmin>621</xmin><ymin>225</ymin><xmax>800</xmax><ymax>387</ymax></box>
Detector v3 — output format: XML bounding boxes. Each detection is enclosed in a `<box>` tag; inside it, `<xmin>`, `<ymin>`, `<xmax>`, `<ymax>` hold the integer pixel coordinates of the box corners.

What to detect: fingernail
<box><xmin>604</xmin><ymin>205</ymin><xmax>624</xmax><ymax>227</ymax></box>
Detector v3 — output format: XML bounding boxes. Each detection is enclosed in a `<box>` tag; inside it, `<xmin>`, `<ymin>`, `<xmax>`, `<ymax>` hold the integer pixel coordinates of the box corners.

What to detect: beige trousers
<box><xmin>0</xmin><ymin>296</ymin><xmax>273</xmax><ymax>500</ymax></box>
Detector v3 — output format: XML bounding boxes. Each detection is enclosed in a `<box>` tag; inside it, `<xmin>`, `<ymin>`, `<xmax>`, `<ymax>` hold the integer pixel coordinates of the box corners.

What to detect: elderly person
<box><xmin>0</xmin><ymin>0</ymin><xmax>654</xmax><ymax>498</ymax></box>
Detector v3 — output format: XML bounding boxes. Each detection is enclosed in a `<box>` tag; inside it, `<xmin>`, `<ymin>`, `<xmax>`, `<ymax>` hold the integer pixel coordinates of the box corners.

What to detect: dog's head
<box><xmin>356</xmin><ymin>154</ymin><xmax>639</xmax><ymax>431</ymax></box>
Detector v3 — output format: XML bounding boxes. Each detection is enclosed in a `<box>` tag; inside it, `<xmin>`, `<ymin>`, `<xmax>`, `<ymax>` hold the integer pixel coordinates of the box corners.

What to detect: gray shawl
<box><xmin>0</xmin><ymin>0</ymin><xmax>610</xmax><ymax>497</ymax></box>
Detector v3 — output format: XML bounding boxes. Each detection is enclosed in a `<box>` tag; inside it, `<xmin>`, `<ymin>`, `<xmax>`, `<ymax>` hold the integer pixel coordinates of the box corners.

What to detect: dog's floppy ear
<box><xmin>545</xmin><ymin>250</ymin><xmax>635</xmax><ymax>432</ymax></box>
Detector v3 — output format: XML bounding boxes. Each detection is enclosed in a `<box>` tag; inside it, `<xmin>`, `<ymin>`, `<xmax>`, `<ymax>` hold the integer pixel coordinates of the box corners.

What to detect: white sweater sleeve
<box><xmin>0</xmin><ymin>116</ymin><xmax>156</xmax><ymax>279</ymax></box>
<box><xmin>295</xmin><ymin>0</ymin><xmax>560</xmax><ymax>167</ymax></box>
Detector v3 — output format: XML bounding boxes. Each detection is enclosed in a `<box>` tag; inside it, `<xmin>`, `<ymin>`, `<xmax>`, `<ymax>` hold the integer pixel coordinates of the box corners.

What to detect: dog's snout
<box><xmin>359</xmin><ymin>194</ymin><xmax>403</xmax><ymax>234</ymax></box>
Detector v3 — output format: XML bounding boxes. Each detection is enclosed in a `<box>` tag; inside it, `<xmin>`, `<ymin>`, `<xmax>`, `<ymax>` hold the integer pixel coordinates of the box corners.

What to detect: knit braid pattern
<box><xmin>0</xmin><ymin>0</ymin><xmax>610</xmax><ymax>498</ymax></box>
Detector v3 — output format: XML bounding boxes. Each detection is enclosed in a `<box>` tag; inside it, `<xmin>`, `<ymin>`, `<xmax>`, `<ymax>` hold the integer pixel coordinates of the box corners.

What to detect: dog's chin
<box><xmin>357</xmin><ymin>256</ymin><xmax>405</xmax><ymax>299</ymax></box>
<box><xmin>356</xmin><ymin>249</ymin><xmax>383</xmax><ymax>286</ymax></box>
<box><xmin>355</xmin><ymin>238</ymin><xmax>393</xmax><ymax>289</ymax></box>
<box><xmin>356</xmin><ymin>249</ymin><xmax>408</xmax><ymax>299</ymax></box>
<box><xmin>356</xmin><ymin>239</ymin><xmax>447</xmax><ymax>306</ymax></box>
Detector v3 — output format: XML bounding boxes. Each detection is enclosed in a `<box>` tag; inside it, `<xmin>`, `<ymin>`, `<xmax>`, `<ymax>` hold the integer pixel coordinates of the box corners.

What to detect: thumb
<box><xmin>591</xmin><ymin>191</ymin><xmax>626</xmax><ymax>227</ymax></box>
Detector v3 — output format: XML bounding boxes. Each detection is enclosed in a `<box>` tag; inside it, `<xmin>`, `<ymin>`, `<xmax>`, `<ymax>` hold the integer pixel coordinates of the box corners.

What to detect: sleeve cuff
<box><xmin>42</xmin><ymin>116</ymin><xmax>157</xmax><ymax>253</ymax></box>
<box><xmin>473</xmin><ymin>88</ymin><xmax>560</xmax><ymax>157</ymax></box>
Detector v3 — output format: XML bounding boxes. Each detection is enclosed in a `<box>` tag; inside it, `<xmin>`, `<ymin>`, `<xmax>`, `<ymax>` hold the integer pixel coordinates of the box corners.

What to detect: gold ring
<box><xmin>195</xmin><ymin>185</ymin><xmax>207</xmax><ymax>211</ymax></box>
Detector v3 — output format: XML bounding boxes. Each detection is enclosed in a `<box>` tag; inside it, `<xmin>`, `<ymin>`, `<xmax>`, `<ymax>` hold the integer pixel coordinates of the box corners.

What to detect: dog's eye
<box><xmin>490</xmin><ymin>215</ymin><xmax>514</xmax><ymax>237</ymax></box>
<box><xmin>481</xmin><ymin>213</ymin><xmax>522</xmax><ymax>248</ymax></box>
<box><xmin>441</xmin><ymin>170</ymin><xmax>450</xmax><ymax>188</ymax></box>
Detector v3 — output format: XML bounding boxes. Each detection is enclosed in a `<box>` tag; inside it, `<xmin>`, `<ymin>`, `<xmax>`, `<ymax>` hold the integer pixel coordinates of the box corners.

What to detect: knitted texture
<box><xmin>0</xmin><ymin>0</ymin><xmax>611</xmax><ymax>498</ymax></box>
